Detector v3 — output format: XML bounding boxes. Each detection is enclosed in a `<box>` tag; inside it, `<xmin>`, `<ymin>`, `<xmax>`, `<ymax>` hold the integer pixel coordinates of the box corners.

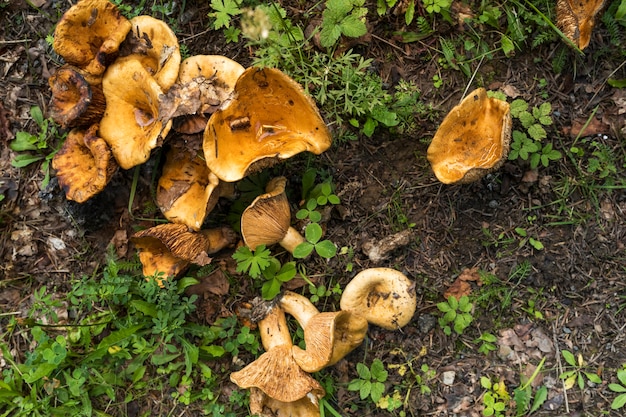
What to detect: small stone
<box><xmin>417</xmin><ymin>314</ymin><xmax>437</xmax><ymax>334</ymax></box>
<box><xmin>442</xmin><ymin>370</ymin><xmax>455</xmax><ymax>386</ymax></box>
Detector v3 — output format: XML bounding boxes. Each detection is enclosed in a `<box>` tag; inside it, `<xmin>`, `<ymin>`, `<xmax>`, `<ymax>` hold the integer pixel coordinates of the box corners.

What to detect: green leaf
<box><xmin>617</xmin><ymin>370</ymin><xmax>626</xmax><ymax>386</ymax></box>
<box><xmin>356</xmin><ymin>362</ymin><xmax>371</xmax><ymax>380</ymax></box>
<box><xmin>30</xmin><ymin>106</ymin><xmax>44</xmax><ymax>127</ymax></box>
<box><xmin>530</xmin><ymin>385</ymin><xmax>548</xmax><ymax>413</ymax></box>
<box><xmin>319</xmin><ymin>23</ymin><xmax>342</xmax><ymax>48</ymax></box>
<box><xmin>11</xmin><ymin>153</ymin><xmax>44</xmax><ymax>168</ymax></box>
<box><xmin>510</xmin><ymin>99</ymin><xmax>528</xmax><ymax>117</ymax></box>
<box><xmin>315</xmin><ymin>240</ymin><xmax>337</xmax><ymax>258</ymax></box>
<box><xmin>10</xmin><ymin>131</ymin><xmax>38</xmax><ymax>151</ymax></box>
<box><xmin>609</xmin><ymin>383</ymin><xmax>626</xmax><ymax>393</ymax></box>
<box><xmin>362</xmin><ymin>117</ymin><xmax>377</xmax><ymax>137</ymax></box>
<box><xmin>275</xmin><ymin>262</ymin><xmax>297</xmax><ymax>282</ymax></box>
<box><xmin>200</xmin><ymin>345</ymin><xmax>226</xmax><ymax>357</ymax></box>
<box><xmin>305</xmin><ymin>223</ymin><xmax>323</xmax><ymax>244</ymax></box>
<box><xmin>584</xmin><ymin>372</ymin><xmax>602</xmax><ymax>384</ymax></box>
<box><xmin>481</xmin><ymin>376</ymin><xmax>492</xmax><ymax>389</ymax></box>
<box><xmin>447</xmin><ymin>295</ymin><xmax>458</xmax><ymax>310</ymax></box>
<box><xmin>370</xmin><ymin>359</ymin><xmax>388</xmax><ymax>382</ymax></box>
<box><xmin>611</xmin><ymin>393</ymin><xmax>626</xmax><ymax>409</ymax></box>
<box><xmin>339</xmin><ymin>14</ymin><xmax>367</xmax><ymax>38</ymax></box>
<box><xmin>262</xmin><ymin>278</ymin><xmax>282</xmax><ymax>300</ymax></box>
<box><xmin>151</xmin><ymin>352</ymin><xmax>180</xmax><ymax>365</ymax></box>
<box><xmin>527</xmin><ymin>124</ymin><xmax>547</xmax><ymax>141</ymax></box>
<box><xmin>562</xmin><ymin>350</ymin><xmax>576</xmax><ymax>366</ymax></box>
<box><xmin>293</xmin><ymin>242</ymin><xmax>314</xmax><ymax>259</ymax></box>
<box><xmin>129</xmin><ymin>300</ymin><xmax>158</xmax><ymax>318</ymax></box>
<box><xmin>209</xmin><ymin>0</ymin><xmax>241</xmax><ymax>29</ymax></box>
<box><xmin>500</xmin><ymin>34</ymin><xmax>515</xmax><ymax>57</ymax></box>
<box><xmin>360</xmin><ymin>380</ymin><xmax>372</xmax><ymax>399</ymax></box>
<box><xmin>370</xmin><ymin>381</ymin><xmax>385</xmax><ymax>402</ymax></box>
<box><xmin>437</xmin><ymin>302</ymin><xmax>452</xmax><ymax>313</ymax></box>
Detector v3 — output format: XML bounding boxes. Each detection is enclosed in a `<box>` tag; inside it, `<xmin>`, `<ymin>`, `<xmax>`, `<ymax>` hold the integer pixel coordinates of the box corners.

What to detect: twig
<box><xmin>0</xmin><ymin>39</ymin><xmax>32</xmax><ymax>45</ymax></box>
<box><xmin>552</xmin><ymin>321</ymin><xmax>570</xmax><ymax>414</ymax></box>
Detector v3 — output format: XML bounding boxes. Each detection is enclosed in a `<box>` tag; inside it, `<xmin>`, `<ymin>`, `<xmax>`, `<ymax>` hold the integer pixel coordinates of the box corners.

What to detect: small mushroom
<box><xmin>230</xmin><ymin>305</ymin><xmax>325</xmax><ymax>405</ymax></box>
<box><xmin>52</xmin><ymin>123</ymin><xmax>118</xmax><ymax>203</ymax></box>
<box><xmin>279</xmin><ymin>291</ymin><xmax>368</xmax><ymax>373</ymax></box>
<box><xmin>340</xmin><ymin>268</ymin><xmax>417</xmax><ymax>330</ymax></box>
<box><xmin>53</xmin><ymin>0</ymin><xmax>132</xmax><ymax>76</ymax></box>
<box><xmin>131</xmin><ymin>223</ymin><xmax>237</xmax><ymax>283</ymax></box>
<box><xmin>48</xmin><ymin>65</ymin><xmax>106</xmax><ymax>129</ymax></box>
<box><xmin>122</xmin><ymin>15</ymin><xmax>181</xmax><ymax>91</ymax></box>
<box><xmin>203</xmin><ymin>67</ymin><xmax>332</xmax><ymax>182</ymax></box>
<box><xmin>426</xmin><ymin>88</ymin><xmax>511</xmax><ymax>184</ymax></box>
<box><xmin>156</xmin><ymin>141</ymin><xmax>222</xmax><ymax>231</ymax></box>
<box><xmin>556</xmin><ymin>0</ymin><xmax>606</xmax><ymax>50</ymax></box>
<box><xmin>99</xmin><ymin>56</ymin><xmax>172</xmax><ymax>169</ymax></box>
<box><xmin>240</xmin><ymin>176</ymin><xmax>305</xmax><ymax>254</ymax></box>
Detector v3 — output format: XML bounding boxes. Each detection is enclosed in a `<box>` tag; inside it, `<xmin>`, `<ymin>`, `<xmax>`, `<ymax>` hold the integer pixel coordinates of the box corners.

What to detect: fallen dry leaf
<box><xmin>109</xmin><ymin>229</ymin><xmax>128</xmax><ymax>258</ymax></box>
<box><xmin>563</xmin><ymin>116</ymin><xmax>610</xmax><ymax>138</ymax></box>
<box><xmin>444</xmin><ymin>267</ymin><xmax>481</xmax><ymax>299</ymax></box>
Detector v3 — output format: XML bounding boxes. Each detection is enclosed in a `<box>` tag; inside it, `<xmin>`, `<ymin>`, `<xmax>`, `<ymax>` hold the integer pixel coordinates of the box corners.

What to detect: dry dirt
<box><xmin>1</xmin><ymin>1</ymin><xmax>625</xmax><ymax>417</ymax></box>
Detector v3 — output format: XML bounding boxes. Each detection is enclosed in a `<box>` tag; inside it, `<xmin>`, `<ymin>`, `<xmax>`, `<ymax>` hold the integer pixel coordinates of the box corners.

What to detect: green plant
<box><xmin>559</xmin><ymin>350</ymin><xmax>602</xmax><ymax>391</ymax></box>
<box><xmin>423</xmin><ymin>0</ymin><xmax>451</xmax><ymax>15</ymax></box>
<box><xmin>514</xmin><ymin>227</ymin><xmax>544</xmax><ymax>250</ymax></box>
<box><xmin>348</xmin><ymin>358</ymin><xmax>389</xmax><ymax>404</ymax></box>
<box><xmin>232</xmin><ymin>245</ymin><xmax>297</xmax><ymax>299</ymax></box>
<box><xmin>609</xmin><ymin>367</ymin><xmax>626</xmax><ymax>410</ymax></box>
<box><xmin>480</xmin><ymin>376</ymin><xmax>509</xmax><ymax>417</ymax></box>
<box><xmin>297</xmin><ymin>169</ymin><xmax>341</xmax><ymax>223</ymax></box>
<box><xmin>293</xmin><ymin>222</ymin><xmax>338</xmax><ymax>259</ymax></box>
<box><xmin>512</xmin><ymin>358</ymin><xmax>548</xmax><ymax>416</ymax></box>
<box><xmin>319</xmin><ymin>0</ymin><xmax>368</xmax><ymax>48</ymax></box>
<box><xmin>475</xmin><ymin>332</ymin><xmax>498</xmax><ymax>355</ymax></box>
<box><xmin>208</xmin><ymin>0</ymin><xmax>244</xmax><ymax>30</ymax></box>
<box><xmin>10</xmin><ymin>106</ymin><xmax>67</xmax><ymax>188</ymax></box>
<box><xmin>437</xmin><ymin>295</ymin><xmax>474</xmax><ymax>336</ymax></box>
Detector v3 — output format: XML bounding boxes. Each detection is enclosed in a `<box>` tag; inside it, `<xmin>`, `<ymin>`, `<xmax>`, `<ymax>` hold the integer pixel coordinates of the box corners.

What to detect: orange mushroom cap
<box><xmin>427</xmin><ymin>88</ymin><xmax>511</xmax><ymax>184</ymax></box>
<box><xmin>556</xmin><ymin>0</ymin><xmax>606</xmax><ymax>50</ymax></box>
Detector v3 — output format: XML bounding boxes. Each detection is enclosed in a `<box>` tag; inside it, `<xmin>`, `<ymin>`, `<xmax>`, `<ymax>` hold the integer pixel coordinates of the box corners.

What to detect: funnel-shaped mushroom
<box><xmin>156</xmin><ymin>142</ymin><xmax>221</xmax><ymax>231</ymax></box>
<box><xmin>99</xmin><ymin>56</ymin><xmax>172</xmax><ymax>169</ymax></box>
<box><xmin>241</xmin><ymin>177</ymin><xmax>305</xmax><ymax>254</ymax></box>
<box><xmin>53</xmin><ymin>0</ymin><xmax>132</xmax><ymax>76</ymax></box>
<box><xmin>203</xmin><ymin>67</ymin><xmax>332</xmax><ymax>182</ymax></box>
<box><xmin>230</xmin><ymin>305</ymin><xmax>325</xmax><ymax>404</ymax></box>
<box><xmin>52</xmin><ymin>123</ymin><xmax>118</xmax><ymax>203</ymax></box>
<box><xmin>340</xmin><ymin>268</ymin><xmax>417</xmax><ymax>330</ymax></box>
<box><xmin>279</xmin><ymin>291</ymin><xmax>368</xmax><ymax>373</ymax></box>
<box><xmin>427</xmin><ymin>88</ymin><xmax>511</xmax><ymax>184</ymax></box>
<box><xmin>122</xmin><ymin>15</ymin><xmax>181</xmax><ymax>91</ymax></box>
<box><xmin>48</xmin><ymin>65</ymin><xmax>106</xmax><ymax>129</ymax></box>
<box><xmin>249</xmin><ymin>387</ymin><xmax>321</xmax><ymax>417</ymax></box>
<box><xmin>131</xmin><ymin>223</ymin><xmax>237</xmax><ymax>283</ymax></box>
<box><xmin>556</xmin><ymin>0</ymin><xmax>606</xmax><ymax>50</ymax></box>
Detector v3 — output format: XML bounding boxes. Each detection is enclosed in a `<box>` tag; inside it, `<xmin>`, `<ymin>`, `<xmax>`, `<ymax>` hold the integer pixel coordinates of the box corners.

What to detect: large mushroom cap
<box><xmin>240</xmin><ymin>176</ymin><xmax>305</xmax><ymax>254</ymax></box>
<box><xmin>427</xmin><ymin>88</ymin><xmax>511</xmax><ymax>184</ymax></box>
<box><xmin>156</xmin><ymin>141</ymin><xmax>221</xmax><ymax>231</ymax></box>
<box><xmin>556</xmin><ymin>0</ymin><xmax>605</xmax><ymax>50</ymax></box>
<box><xmin>53</xmin><ymin>0</ymin><xmax>132</xmax><ymax>76</ymax></box>
<box><xmin>178</xmin><ymin>55</ymin><xmax>245</xmax><ymax>94</ymax></box>
<box><xmin>99</xmin><ymin>56</ymin><xmax>172</xmax><ymax>169</ymax></box>
<box><xmin>340</xmin><ymin>268</ymin><xmax>417</xmax><ymax>330</ymax></box>
<box><xmin>203</xmin><ymin>67</ymin><xmax>332</xmax><ymax>182</ymax></box>
<box><xmin>123</xmin><ymin>15</ymin><xmax>181</xmax><ymax>91</ymax></box>
<box><xmin>52</xmin><ymin>123</ymin><xmax>118</xmax><ymax>203</ymax></box>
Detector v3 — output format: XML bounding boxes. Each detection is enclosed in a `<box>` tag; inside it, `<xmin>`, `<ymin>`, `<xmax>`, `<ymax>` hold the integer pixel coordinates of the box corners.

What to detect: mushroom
<box><xmin>131</xmin><ymin>223</ymin><xmax>237</xmax><ymax>283</ymax></box>
<box><xmin>52</xmin><ymin>0</ymin><xmax>132</xmax><ymax>76</ymax></box>
<box><xmin>203</xmin><ymin>67</ymin><xmax>332</xmax><ymax>182</ymax></box>
<box><xmin>426</xmin><ymin>88</ymin><xmax>511</xmax><ymax>184</ymax></box>
<box><xmin>556</xmin><ymin>0</ymin><xmax>606</xmax><ymax>50</ymax></box>
<box><xmin>240</xmin><ymin>176</ymin><xmax>305</xmax><ymax>254</ymax></box>
<box><xmin>279</xmin><ymin>291</ymin><xmax>368</xmax><ymax>373</ymax></box>
<box><xmin>48</xmin><ymin>65</ymin><xmax>106</xmax><ymax>129</ymax></box>
<box><xmin>249</xmin><ymin>387</ymin><xmax>322</xmax><ymax>417</ymax></box>
<box><xmin>156</xmin><ymin>141</ymin><xmax>222</xmax><ymax>231</ymax></box>
<box><xmin>51</xmin><ymin>123</ymin><xmax>118</xmax><ymax>203</ymax></box>
<box><xmin>121</xmin><ymin>15</ymin><xmax>181</xmax><ymax>91</ymax></box>
<box><xmin>340</xmin><ymin>268</ymin><xmax>417</xmax><ymax>330</ymax></box>
<box><xmin>230</xmin><ymin>304</ymin><xmax>325</xmax><ymax>407</ymax></box>
<box><xmin>98</xmin><ymin>56</ymin><xmax>172</xmax><ymax>169</ymax></box>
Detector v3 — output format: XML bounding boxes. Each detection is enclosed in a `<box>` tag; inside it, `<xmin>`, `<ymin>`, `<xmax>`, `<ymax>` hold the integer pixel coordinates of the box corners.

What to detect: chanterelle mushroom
<box><xmin>556</xmin><ymin>0</ymin><xmax>606</xmax><ymax>50</ymax></box>
<box><xmin>230</xmin><ymin>304</ymin><xmax>325</xmax><ymax>405</ymax></box>
<box><xmin>52</xmin><ymin>123</ymin><xmax>118</xmax><ymax>203</ymax></box>
<box><xmin>279</xmin><ymin>291</ymin><xmax>368</xmax><ymax>373</ymax></box>
<box><xmin>426</xmin><ymin>88</ymin><xmax>511</xmax><ymax>184</ymax></box>
<box><xmin>340</xmin><ymin>268</ymin><xmax>417</xmax><ymax>330</ymax></box>
<box><xmin>53</xmin><ymin>0</ymin><xmax>132</xmax><ymax>76</ymax></box>
<box><xmin>240</xmin><ymin>176</ymin><xmax>305</xmax><ymax>254</ymax></box>
<box><xmin>203</xmin><ymin>67</ymin><xmax>332</xmax><ymax>182</ymax></box>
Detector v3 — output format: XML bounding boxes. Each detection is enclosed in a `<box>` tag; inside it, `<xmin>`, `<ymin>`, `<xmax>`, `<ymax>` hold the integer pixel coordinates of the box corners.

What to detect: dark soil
<box><xmin>1</xmin><ymin>1</ymin><xmax>625</xmax><ymax>416</ymax></box>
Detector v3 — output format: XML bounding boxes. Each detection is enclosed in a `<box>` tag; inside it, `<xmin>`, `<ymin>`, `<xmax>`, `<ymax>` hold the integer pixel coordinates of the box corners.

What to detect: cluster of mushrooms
<box><xmin>46</xmin><ymin>1</ymin><xmax>419</xmax><ymax>415</ymax></box>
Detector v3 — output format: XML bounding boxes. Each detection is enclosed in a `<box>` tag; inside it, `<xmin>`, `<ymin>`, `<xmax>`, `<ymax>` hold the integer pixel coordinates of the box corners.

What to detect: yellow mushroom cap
<box><xmin>203</xmin><ymin>67</ymin><xmax>332</xmax><ymax>182</ymax></box>
<box><xmin>427</xmin><ymin>88</ymin><xmax>511</xmax><ymax>184</ymax></box>
<box><xmin>556</xmin><ymin>0</ymin><xmax>605</xmax><ymax>50</ymax></box>
<box><xmin>340</xmin><ymin>268</ymin><xmax>417</xmax><ymax>330</ymax></box>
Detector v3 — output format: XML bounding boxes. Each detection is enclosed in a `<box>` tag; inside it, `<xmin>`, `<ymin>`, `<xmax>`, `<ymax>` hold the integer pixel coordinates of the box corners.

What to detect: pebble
<box><xmin>442</xmin><ymin>370</ymin><xmax>456</xmax><ymax>386</ymax></box>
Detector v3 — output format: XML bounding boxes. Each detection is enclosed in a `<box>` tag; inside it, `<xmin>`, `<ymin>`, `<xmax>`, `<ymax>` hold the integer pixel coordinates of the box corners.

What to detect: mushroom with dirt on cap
<box><xmin>340</xmin><ymin>268</ymin><xmax>417</xmax><ymax>330</ymax></box>
<box><xmin>426</xmin><ymin>87</ymin><xmax>511</xmax><ymax>184</ymax></box>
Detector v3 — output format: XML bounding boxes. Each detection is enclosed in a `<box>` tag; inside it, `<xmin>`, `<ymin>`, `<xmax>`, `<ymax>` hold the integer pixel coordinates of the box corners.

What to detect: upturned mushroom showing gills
<box><xmin>556</xmin><ymin>0</ymin><xmax>606</xmax><ymax>50</ymax></box>
<box><xmin>203</xmin><ymin>67</ymin><xmax>332</xmax><ymax>182</ymax></box>
<box><xmin>52</xmin><ymin>0</ymin><xmax>132</xmax><ymax>77</ymax></box>
<box><xmin>52</xmin><ymin>123</ymin><xmax>118</xmax><ymax>203</ymax></box>
<box><xmin>279</xmin><ymin>291</ymin><xmax>368</xmax><ymax>373</ymax></box>
<box><xmin>426</xmin><ymin>88</ymin><xmax>511</xmax><ymax>184</ymax></box>
<box><xmin>340</xmin><ymin>268</ymin><xmax>417</xmax><ymax>330</ymax></box>
<box><xmin>99</xmin><ymin>56</ymin><xmax>172</xmax><ymax>169</ymax></box>
<box><xmin>230</xmin><ymin>305</ymin><xmax>325</xmax><ymax>415</ymax></box>
<box><xmin>240</xmin><ymin>176</ymin><xmax>305</xmax><ymax>254</ymax></box>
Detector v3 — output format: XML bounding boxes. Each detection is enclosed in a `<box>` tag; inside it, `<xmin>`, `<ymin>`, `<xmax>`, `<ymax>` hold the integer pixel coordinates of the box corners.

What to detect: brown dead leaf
<box><xmin>563</xmin><ymin>116</ymin><xmax>609</xmax><ymax>138</ymax></box>
<box><xmin>444</xmin><ymin>267</ymin><xmax>481</xmax><ymax>299</ymax></box>
<box><xmin>109</xmin><ymin>229</ymin><xmax>128</xmax><ymax>258</ymax></box>
<box><xmin>187</xmin><ymin>269</ymin><xmax>230</xmax><ymax>296</ymax></box>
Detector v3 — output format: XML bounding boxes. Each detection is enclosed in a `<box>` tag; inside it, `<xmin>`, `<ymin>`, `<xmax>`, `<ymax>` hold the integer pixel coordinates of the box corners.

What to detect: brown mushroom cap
<box><xmin>48</xmin><ymin>65</ymin><xmax>106</xmax><ymax>129</ymax></box>
<box><xmin>249</xmin><ymin>387</ymin><xmax>321</xmax><ymax>417</ymax></box>
<box><xmin>230</xmin><ymin>306</ymin><xmax>325</xmax><ymax>403</ymax></box>
<box><xmin>52</xmin><ymin>123</ymin><xmax>118</xmax><ymax>203</ymax></box>
<box><xmin>123</xmin><ymin>15</ymin><xmax>181</xmax><ymax>91</ymax></box>
<box><xmin>203</xmin><ymin>67</ymin><xmax>332</xmax><ymax>182</ymax></box>
<box><xmin>53</xmin><ymin>0</ymin><xmax>132</xmax><ymax>76</ymax></box>
<box><xmin>240</xmin><ymin>177</ymin><xmax>305</xmax><ymax>254</ymax></box>
<box><xmin>340</xmin><ymin>268</ymin><xmax>417</xmax><ymax>330</ymax></box>
<box><xmin>426</xmin><ymin>88</ymin><xmax>511</xmax><ymax>184</ymax></box>
<box><xmin>99</xmin><ymin>56</ymin><xmax>172</xmax><ymax>169</ymax></box>
<box><xmin>156</xmin><ymin>142</ymin><xmax>221</xmax><ymax>231</ymax></box>
<box><xmin>279</xmin><ymin>291</ymin><xmax>368</xmax><ymax>373</ymax></box>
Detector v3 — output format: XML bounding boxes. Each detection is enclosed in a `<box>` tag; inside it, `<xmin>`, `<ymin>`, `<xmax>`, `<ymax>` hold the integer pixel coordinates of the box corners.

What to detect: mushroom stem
<box><xmin>200</xmin><ymin>226</ymin><xmax>238</xmax><ymax>254</ymax></box>
<box><xmin>258</xmin><ymin>304</ymin><xmax>292</xmax><ymax>351</ymax></box>
<box><xmin>279</xmin><ymin>227</ymin><xmax>306</xmax><ymax>254</ymax></box>
<box><xmin>279</xmin><ymin>291</ymin><xmax>320</xmax><ymax>329</ymax></box>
